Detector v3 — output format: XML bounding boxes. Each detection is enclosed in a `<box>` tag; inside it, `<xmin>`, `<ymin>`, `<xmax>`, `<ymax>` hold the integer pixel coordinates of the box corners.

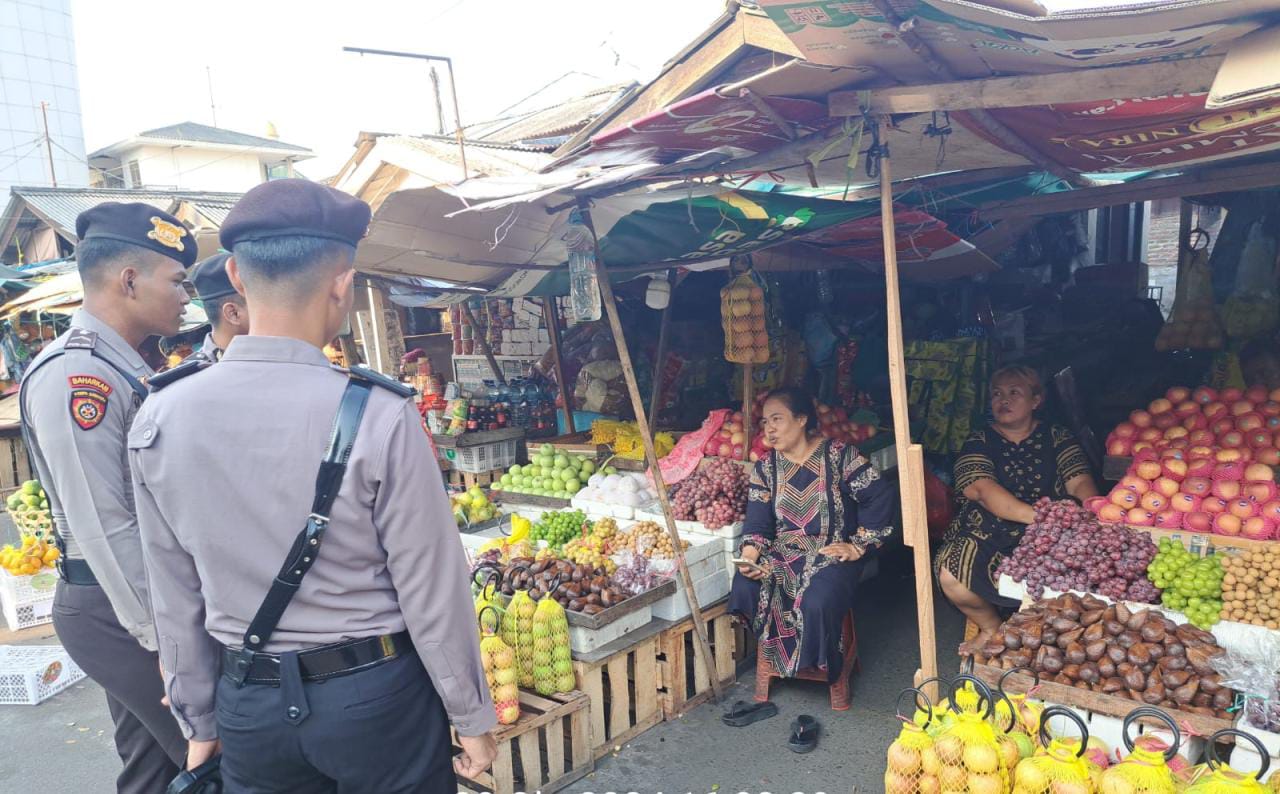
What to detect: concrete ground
<box><xmin>0</xmin><ymin>543</ymin><xmax>964</xmax><ymax>793</ymax></box>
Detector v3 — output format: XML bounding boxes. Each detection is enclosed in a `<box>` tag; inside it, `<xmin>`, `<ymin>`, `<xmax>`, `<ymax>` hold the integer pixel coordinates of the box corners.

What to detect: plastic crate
<box><xmin>0</xmin><ymin>569</ymin><xmax>57</xmax><ymax>631</ymax></box>
<box><xmin>446</xmin><ymin>438</ymin><xmax>519</xmax><ymax>474</ymax></box>
<box><xmin>0</xmin><ymin>645</ymin><xmax>85</xmax><ymax>705</ymax></box>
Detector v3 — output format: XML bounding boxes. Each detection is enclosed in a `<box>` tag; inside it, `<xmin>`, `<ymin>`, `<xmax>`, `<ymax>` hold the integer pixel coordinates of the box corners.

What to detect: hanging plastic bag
<box><xmin>1098</xmin><ymin>707</ymin><xmax>1182</xmax><ymax>794</ymax></box>
<box><xmin>478</xmin><ymin>606</ymin><xmax>521</xmax><ymax>725</ymax></box>
<box><xmin>500</xmin><ymin>563</ymin><xmax>538</xmax><ymax>689</ymax></box>
<box><xmin>721</xmin><ymin>271</ymin><xmax>769</xmax><ymax>364</ymax></box>
<box><xmin>1014</xmin><ymin>706</ymin><xmax>1098</xmax><ymax>794</ymax></box>
<box><xmin>1157</xmin><ymin>230</ymin><xmax>1225</xmax><ymax>352</ymax></box>
<box><xmin>531</xmin><ymin>577</ymin><xmax>575</xmax><ymax>695</ymax></box>
<box><xmin>1223</xmin><ymin>221</ymin><xmax>1279</xmax><ymax>339</ymax></box>
<box><xmin>1183</xmin><ymin>730</ymin><xmax>1270</xmax><ymax>794</ymax></box>
<box><xmin>932</xmin><ymin>675</ymin><xmax>1015</xmax><ymax>794</ymax></box>
<box><xmin>886</xmin><ymin>687</ymin><xmax>939</xmax><ymax>794</ymax></box>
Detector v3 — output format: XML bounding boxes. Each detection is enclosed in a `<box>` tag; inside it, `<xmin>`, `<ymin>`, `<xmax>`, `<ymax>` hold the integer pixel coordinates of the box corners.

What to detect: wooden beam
<box><xmin>981</xmin><ymin>160</ymin><xmax>1280</xmax><ymax>220</ymax></box>
<box><xmin>542</xmin><ymin>297</ymin><xmax>574</xmax><ymax>435</ymax></box>
<box><xmin>580</xmin><ymin>204</ymin><xmax>722</xmax><ymax>702</ymax></box>
<box><xmin>647</xmin><ymin>270</ymin><xmax>675</xmax><ymax>426</ymax></box>
<box><xmin>834</xmin><ymin>56</ymin><xmax>1223</xmax><ymax>116</ymax></box>
<box><xmin>461</xmin><ymin>301</ymin><xmax>506</xmax><ymax>386</ymax></box>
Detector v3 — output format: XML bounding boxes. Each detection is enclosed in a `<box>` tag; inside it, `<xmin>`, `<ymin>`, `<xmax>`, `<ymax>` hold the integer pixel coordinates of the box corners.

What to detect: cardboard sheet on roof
<box><xmin>1208</xmin><ymin>24</ymin><xmax>1280</xmax><ymax>109</ymax></box>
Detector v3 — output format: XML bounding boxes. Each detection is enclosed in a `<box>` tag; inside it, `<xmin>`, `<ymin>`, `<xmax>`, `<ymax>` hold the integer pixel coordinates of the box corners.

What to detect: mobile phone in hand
<box><xmin>731</xmin><ymin>557</ymin><xmax>768</xmax><ymax>576</ymax></box>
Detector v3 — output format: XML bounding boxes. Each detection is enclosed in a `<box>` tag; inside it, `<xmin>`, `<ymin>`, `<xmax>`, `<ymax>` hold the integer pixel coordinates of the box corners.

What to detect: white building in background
<box><xmin>0</xmin><ymin>0</ymin><xmax>88</xmax><ymax>194</ymax></box>
<box><xmin>87</xmin><ymin>122</ymin><xmax>314</xmax><ymax>193</ymax></box>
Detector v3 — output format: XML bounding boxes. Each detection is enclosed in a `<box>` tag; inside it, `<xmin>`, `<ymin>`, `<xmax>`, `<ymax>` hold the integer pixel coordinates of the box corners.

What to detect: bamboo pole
<box><xmin>875</xmin><ymin>122</ymin><xmax>939</xmax><ymax>697</ymax></box>
<box><xmin>461</xmin><ymin>301</ymin><xmax>506</xmax><ymax>386</ymax></box>
<box><xmin>741</xmin><ymin>364</ymin><xmax>753</xmax><ymax>461</ymax></box>
<box><xmin>578</xmin><ymin>205</ymin><xmax>723</xmax><ymax>700</ymax></box>
<box><xmin>542</xmin><ymin>297</ymin><xmax>575</xmax><ymax>435</ymax></box>
<box><xmin>647</xmin><ymin>270</ymin><xmax>675</xmax><ymax>426</ymax></box>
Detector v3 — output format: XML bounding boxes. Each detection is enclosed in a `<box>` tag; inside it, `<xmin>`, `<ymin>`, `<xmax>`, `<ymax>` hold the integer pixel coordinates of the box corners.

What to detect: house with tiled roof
<box><xmin>86</xmin><ymin>121</ymin><xmax>314</xmax><ymax>192</ymax></box>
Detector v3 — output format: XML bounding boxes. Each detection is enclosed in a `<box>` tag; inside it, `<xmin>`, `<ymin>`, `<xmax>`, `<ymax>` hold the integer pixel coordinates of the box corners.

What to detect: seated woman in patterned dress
<box><xmin>728</xmin><ymin>388</ymin><xmax>895</xmax><ymax>686</ymax></box>
<box><xmin>934</xmin><ymin>366</ymin><xmax>1099</xmax><ymax>654</ymax></box>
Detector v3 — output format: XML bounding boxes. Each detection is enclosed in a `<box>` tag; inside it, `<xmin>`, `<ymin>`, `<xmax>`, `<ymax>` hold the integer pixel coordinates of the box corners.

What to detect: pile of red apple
<box><xmin>1090</xmin><ymin>453</ymin><xmax>1280</xmax><ymax>540</ymax></box>
<box><xmin>743</xmin><ymin>394</ymin><xmax>879</xmax><ymax>462</ymax></box>
<box><xmin>1105</xmin><ymin>384</ymin><xmax>1280</xmax><ymax>464</ymax></box>
<box><xmin>701</xmin><ymin>411</ymin><xmax>749</xmax><ymax>460</ymax></box>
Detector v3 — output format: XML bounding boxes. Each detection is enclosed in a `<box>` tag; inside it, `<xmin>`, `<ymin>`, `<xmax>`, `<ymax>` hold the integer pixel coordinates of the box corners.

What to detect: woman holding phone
<box><xmin>728</xmin><ymin>387</ymin><xmax>895</xmax><ymax>689</ymax></box>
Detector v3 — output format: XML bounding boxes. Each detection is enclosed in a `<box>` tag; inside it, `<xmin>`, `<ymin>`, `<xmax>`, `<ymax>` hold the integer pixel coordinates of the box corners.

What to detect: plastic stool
<box><xmin>753</xmin><ymin>610</ymin><xmax>859</xmax><ymax>710</ymax></box>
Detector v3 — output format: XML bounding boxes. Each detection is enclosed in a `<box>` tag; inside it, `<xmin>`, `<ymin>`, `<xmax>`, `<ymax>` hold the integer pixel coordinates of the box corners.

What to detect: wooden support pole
<box><xmin>579</xmin><ymin>205</ymin><xmax>723</xmax><ymax>701</ymax></box>
<box><xmin>741</xmin><ymin>364</ymin><xmax>753</xmax><ymax>461</ymax></box>
<box><xmin>543</xmin><ymin>297</ymin><xmax>575</xmax><ymax>435</ymax></box>
<box><xmin>875</xmin><ymin>124</ymin><xmax>939</xmax><ymax>696</ymax></box>
<box><xmin>462</xmin><ymin>301</ymin><xmax>506</xmax><ymax>386</ymax></box>
<box><xmin>647</xmin><ymin>270</ymin><xmax>675</xmax><ymax>427</ymax></box>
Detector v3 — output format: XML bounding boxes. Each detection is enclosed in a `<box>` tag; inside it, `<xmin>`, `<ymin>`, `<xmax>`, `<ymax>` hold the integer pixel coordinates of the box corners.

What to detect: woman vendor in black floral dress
<box><xmin>935</xmin><ymin>366</ymin><xmax>1098</xmax><ymax>654</ymax></box>
<box><xmin>728</xmin><ymin>388</ymin><xmax>895</xmax><ymax>683</ymax></box>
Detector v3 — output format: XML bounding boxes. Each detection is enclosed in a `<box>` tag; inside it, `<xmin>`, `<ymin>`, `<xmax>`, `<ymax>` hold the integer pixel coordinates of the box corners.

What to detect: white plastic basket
<box><xmin>0</xmin><ymin>569</ymin><xmax>57</xmax><ymax>631</ymax></box>
<box><xmin>0</xmin><ymin>645</ymin><xmax>85</xmax><ymax>705</ymax></box>
<box><xmin>447</xmin><ymin>438</ymin><xmax>519</xmax><ymax>474</ymax></box>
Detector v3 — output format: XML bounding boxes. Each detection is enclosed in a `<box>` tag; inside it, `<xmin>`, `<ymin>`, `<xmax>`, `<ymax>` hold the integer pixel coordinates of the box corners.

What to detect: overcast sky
<box><xmin>70</xmin><ymin>0</ymin><xmax>728</xmax><ymax>177</ymax></box>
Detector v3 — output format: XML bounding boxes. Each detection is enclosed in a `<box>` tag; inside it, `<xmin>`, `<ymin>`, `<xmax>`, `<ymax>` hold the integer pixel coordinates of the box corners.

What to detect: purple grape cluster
<box><xmin>997</xmin><ymin>498</ymin><xmax>1162</xmax><ymax>603</ymax></box>
<box><xmin>671</xmin><ymin>458</ymin><xmax>749</xmax><ymax>528</ymax></box>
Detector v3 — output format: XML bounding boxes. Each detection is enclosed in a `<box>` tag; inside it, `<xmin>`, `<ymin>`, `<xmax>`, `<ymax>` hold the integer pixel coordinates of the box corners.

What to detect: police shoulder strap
<box><xmin>147</xmin><ymin>357</ymin><xmax>211</xmax><ymax>391</ymax></box>
<box><xmin>226</xmin><ymin>373</ymin><xmax>374</xmax><ymax>687</ymax></box>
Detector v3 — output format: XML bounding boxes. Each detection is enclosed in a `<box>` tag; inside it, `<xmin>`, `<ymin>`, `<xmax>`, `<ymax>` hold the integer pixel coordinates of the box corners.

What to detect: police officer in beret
<box><xmin>188</xmin><ymin>252</ymin><xmax>248</xmax><ymax>363</ymax></box>
<box><xmin>21</xmin><ymin>203</ymin><xmax>192</xmax><ymax>792</ymax></box>
<box><xmin>130</xmin><ymin>179</ymin><xmax>497</xmax><ymax>793</ymax></box>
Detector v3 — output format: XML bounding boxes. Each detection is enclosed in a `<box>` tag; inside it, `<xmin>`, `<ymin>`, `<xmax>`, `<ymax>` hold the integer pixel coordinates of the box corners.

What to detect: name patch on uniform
<box><xmin>68</xmin><ymin>375</ymin><xmax>112</xmax><ymax>430</ymax></box>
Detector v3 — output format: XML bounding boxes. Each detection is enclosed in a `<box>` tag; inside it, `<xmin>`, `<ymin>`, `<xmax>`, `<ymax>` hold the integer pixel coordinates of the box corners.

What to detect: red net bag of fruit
<box><xmin>932</xmin><ymin>675</ymin><xmax>1016</xmax><ymax>794</ymax></box>
<box><xmin>721</xmin><ymin>271</ymin><xmax>769</xmax><ymax>364</ymax></box>
<box><xmin>1098</xmin><ymin>707</ymin><xmax>1184</xmax><ymax>794</ymax></box>
<box><xmin>1183</xmin><ymin>730</ymin><xmax>1270</xmax><ymax>794</ymax></box>
<box><xmin>1014</xmin><ymin>706</ymin><xmax>1099</xmax><ymax>794</ymax></box>
<box><xmin>885</xmin><ymin>687</ymin><xmax>938</xmax><ymax>794</ymax></box>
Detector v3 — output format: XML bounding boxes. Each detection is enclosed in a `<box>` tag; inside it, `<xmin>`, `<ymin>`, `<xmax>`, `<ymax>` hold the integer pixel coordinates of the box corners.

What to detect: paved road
<box><xmin>1</xmin><ymin>545</ymin><xmax>964</xmax><ymax>793</ymax></box>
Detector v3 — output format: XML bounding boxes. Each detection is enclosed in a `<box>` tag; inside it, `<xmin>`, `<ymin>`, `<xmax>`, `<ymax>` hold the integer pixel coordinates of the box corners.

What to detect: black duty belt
<box><xmin>57</xmin><ymin>557</ymin><xmax>98</xmax><ymax>586</ymax></box>
<box><xmin>220</xmin><ymin>630</ymin><xmax>412</xmax><ymax>685</ymax></box>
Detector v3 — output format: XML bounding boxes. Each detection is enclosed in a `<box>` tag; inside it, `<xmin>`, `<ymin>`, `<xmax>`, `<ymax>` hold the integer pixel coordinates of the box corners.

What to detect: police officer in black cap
<box><xmin>130</xmin><ymin>179</ymin><xmax>497</xmax><ymax>793</ymax></box>
<box><xmin>188</xmin><ymin>252</ymin><xmax>249</xmax><ymax>363</ymax></box>
<box><xmin>21</xmin><ymin>203</ymin><xmax>193</xmax><ymax>792</ymax></box>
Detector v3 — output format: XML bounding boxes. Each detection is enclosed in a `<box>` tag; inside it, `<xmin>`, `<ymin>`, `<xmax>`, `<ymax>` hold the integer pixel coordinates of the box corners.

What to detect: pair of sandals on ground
<box><xmin>721</xmin><ymin>700</ymin><xmax>821</xmax><ymax>753</ymax></box>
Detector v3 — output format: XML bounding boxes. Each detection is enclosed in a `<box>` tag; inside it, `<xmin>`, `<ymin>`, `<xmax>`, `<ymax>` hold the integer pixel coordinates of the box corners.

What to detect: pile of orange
<box><xmin>1</xmin><ymin>534</ymin><xmax>59</xmax><ymax>576</ymax></box>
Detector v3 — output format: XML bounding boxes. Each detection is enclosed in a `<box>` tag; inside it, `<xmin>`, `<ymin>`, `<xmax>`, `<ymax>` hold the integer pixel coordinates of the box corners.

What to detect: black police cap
<box><xmin>190</xmin><ymin>252</ymin><xmax>236</xmax><ymax>301</ymax></box>
<box><xmin>220</xmin><ymin>179</ymin><xmax>371</xmax><ymax>251</ymax></box>
<box><xmin>75</xmin><ymin>202</ymin><xmax>197</xmax><ymax>268</ymax></box>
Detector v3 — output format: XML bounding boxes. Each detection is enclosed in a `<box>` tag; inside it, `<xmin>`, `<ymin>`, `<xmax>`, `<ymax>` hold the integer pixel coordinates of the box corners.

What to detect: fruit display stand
<box><xmin>571</xmin><ymin>619</ymin><xmax>666</xmax><ymax>759</ymax></box>
<box><xmin>0</xmin><ymin>645</ymin><xmax>87</xmax><ymax>705</ymax></box>
<box><xmin>655</xmin><ymin>598</ymin><xmax>740</xmax><ymax>719</ymax></box>
<box><xmin>452</xmin><ymin>689</ymin><xmax>593</xmax><ymax>794</ymax></box>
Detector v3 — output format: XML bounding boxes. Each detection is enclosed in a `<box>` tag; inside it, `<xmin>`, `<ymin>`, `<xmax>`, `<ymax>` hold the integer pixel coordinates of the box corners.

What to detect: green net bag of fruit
<box><xmin>478</xmin><ymin>606</ymin><xmax>520</xmax><ymax>726</ymax></box>
<box><xmin>911</xmin><ymin>677</ymin><xmax>954</xmax><ymax>737</ymax></box>
<box><xmin>720</xmin><ymin>271</ymin><xmax>769</xmax><ymax>365</ymax></box>
<box><xmin>1013</xmin><ymin>706</ymin><xmax>1097</xmax><ymax>794</ymax></box>
<box><xmin>501</xmin><ymin>564</ymin><xmax>538</xmax><ymax>688</ymax></box>
<box><xmin>933</xmin><ymin>675</ymin><xmax>1015</xmax><ymax>794</ymax></box>
<box><xmin>1183</xmin><ymin>730</ymin><xmax>1270</xmax><ymax>794</ymax></box>
<box><xmin>531</xmin><ymin>577</ymin><xmax>575</xmax><ymax>695</ymax></box>
<box><xmin>1098</xmin><ymin>708</ymin><xmax>1184</xmax><ymax>794</ymax></box>
<box><xmin>886</xmin><ymin>687</ymin><xmax>939</xmax><ymax>794</ymax></box>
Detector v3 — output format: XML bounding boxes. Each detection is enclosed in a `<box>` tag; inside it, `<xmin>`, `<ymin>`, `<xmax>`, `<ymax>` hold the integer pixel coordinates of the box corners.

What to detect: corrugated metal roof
<box><xmin>9</xmin><ymin>187</ymin><xmax>243</xmax><ymax>236</ymax></box>
<box><xmin>138</xmin><ymin>121</ymin><xmax>312</xmax><ymax>153</ymax></box>
<box><xmin>468</xmin><ymin>84</ymin><xmax>634</xmax><ymax>145</ymax></box>
<box><xmin>382</xmin><ymin>136</ymin><xmax>552</xmax><ymax>178</ymax></box>
<box><xmin>188</xmin><ymin>200</ymin><xmax>235</xmax><ymax>226</ymax></box>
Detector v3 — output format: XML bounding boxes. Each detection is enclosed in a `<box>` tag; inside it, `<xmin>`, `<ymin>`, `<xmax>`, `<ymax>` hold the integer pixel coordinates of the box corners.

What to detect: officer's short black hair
<box><xmin>78</xmin><ymin>237</ymin><xmax>158</xmax><ymax>285</ymax></box>
<box><xmin>232</xmin><ymin>235</ymin><xmax>354</xmax><ymax>283</ymax></box>
<box><xmin>204</xmin><ymin>292</ymin><xmax>246</xmax><ymax>330</ymax></box>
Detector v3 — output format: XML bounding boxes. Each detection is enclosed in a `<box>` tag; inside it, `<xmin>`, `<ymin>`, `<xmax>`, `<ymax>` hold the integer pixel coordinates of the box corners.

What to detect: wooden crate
<box><xmin>571</xmin><ymin>627</ymin><xmax>664</xmax><ymax>759</ymax></box>
<box><xmin>454</xmin><ymin>690</ymin><xmax>593</xmax><ymax>794</ymax></box>
<box><xmin>656</xmin><ymin>600</ymin><xmax>739</xmax><ymax>719</ymax></box>
<box><xmin>447</xmin><ymin>469</ymin><xmax>499</xmax><ymax>490</ymax></box>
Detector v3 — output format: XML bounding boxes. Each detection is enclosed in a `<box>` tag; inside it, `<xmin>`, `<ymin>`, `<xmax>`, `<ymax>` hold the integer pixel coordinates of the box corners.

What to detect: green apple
<box><xmin>539</xmin><ymin>443</ymin><xmax>554</xmax><ymax>457</ymax></box>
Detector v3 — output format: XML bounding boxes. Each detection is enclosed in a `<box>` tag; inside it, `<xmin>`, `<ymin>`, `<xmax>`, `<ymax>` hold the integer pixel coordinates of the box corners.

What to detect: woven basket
<box><xmin>7</xmin><ymin>507</ymin><xmax>52</xmax><ymax>538</ymax></box>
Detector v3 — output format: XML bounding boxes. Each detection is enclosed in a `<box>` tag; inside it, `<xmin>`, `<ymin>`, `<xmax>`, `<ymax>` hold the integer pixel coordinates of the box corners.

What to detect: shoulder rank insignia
<box><xmin>147</xmin><ymin>217</ymin><xmax>188</xmax><ymax>251</ymax></box>
<box><xmin>148</xmin><ymin>358</ymin><xmax>211</xmax><ymax>392</ymax></box>
<box><xmin>68</xmin><ymin>374</ymin><xmax>112</xmax><ymax>430</ymax></box>
<box><xmin>349</xmin><ymin>365</ymin><xmax>415</xmax><ymax>398</ymax></box>
<box><xmin>64</xmin><ymin>328</ymin><xmax>98</xmax><ymax>350</ymax></box>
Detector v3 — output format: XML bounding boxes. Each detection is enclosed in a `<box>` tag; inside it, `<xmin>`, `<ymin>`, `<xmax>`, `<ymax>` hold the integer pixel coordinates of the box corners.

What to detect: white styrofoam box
<box><xmin>1085</xmin><ymin>712</ymin><xmax>1125</xmax><ymax>757</ymax></box>
<box><xmin>633</xmin><ymin>508</ymin><xmax>745</xmax><ymax>540</ymax></box>
<box><xmin>570</xmin><ymin>495</ymin><xmax>633</xmax><ymax>521</ymax></box>
<box><xmin>0</xmin><ymin>569</ymin><xmax>56</xmax><ymax>631</ymax></box>
<box><xmin>1229</xmin><ymin>738</ymin><xmax>1276</xmax><ymax>782</ymax></box>
<box><xmin>0</xmin><ymin>645</ymin><xmax>86</xmax><ymax>705</ymax></box>
<box><xmin>1138</xmin><ymin>721</ymin><xmax>1207</xmax><ymax>767</ymax></box>
<box><xmin>651</xmin><ymin>569</ymin><xmax>731</xmax><ymax>621</ymax></box>
<box><xmin>568</xmin><ymin>606</ymin><xmax>652</xmax><ymax>653</ymax></box>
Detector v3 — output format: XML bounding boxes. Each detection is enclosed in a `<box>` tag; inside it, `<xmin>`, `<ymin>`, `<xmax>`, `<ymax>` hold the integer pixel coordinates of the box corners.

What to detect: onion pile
<box><xmin>670</xmin><ymin>457</ymin><xmax>748</xmax><ymax>529</ymax></box>
<box><xmin>998</xmin><ymin>498</ymin><xmax>1160</xmax><ymax>603</ymax></box>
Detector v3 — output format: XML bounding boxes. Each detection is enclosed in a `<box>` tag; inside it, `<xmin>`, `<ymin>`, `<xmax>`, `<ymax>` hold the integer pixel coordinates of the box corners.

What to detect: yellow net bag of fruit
<box><xmin>531</xmin><ymin>578</ymin><xmax>575</xmax><ymax>695</ymax></box>
<box><xmin>478</xmin><ymin>607</ymin><xmax>520</xmax><ymax>726</ymax></box>
<box><xmin>989</xmin><ymin>686</ymin><xmax>1037</xmax><ymax>771</ymax></box>
<box><xmin>933</xmin><ymin>676</ymin><xmax>1016</xmax><ymax>794</ymax></box>
<box><xmin>721</xmin><ymin>271</ymin><xmax>769</xmax><ymax>364</ymax></box>
<box><xmin>1099</xmin><ymin>708</ymin><xmax>1184</xmax><ymax>794</ymax></box>
<box><xmin>1015</xmin><ymin>707</ymin><xmax>1098</xmax><ymax>794</ymax></box>
<box><xmin>886</xmin><ymin>687</ymin><xmax>938</xmax><ymax>794</ymax></box>
<box><xmin>996</xmin><ymin>666</ymin><xmax>1046</xmax><ymax>746</ymax></box>
<box><xmin>1183</xmin><ymin>730</ymin><xmax>1270</xmax><ymax>794</ymax></box>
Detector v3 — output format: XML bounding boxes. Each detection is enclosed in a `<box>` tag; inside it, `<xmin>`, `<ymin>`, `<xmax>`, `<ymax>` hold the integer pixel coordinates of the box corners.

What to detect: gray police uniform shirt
<box><xmin>21</xmin><ymin>309</ymin><xmax>157</xmax><ymax>651</ymax></box>
<box><xmin>128</xmin><ymin>335</ymin><xmax>496</xmax><ymax>741</ymax></box>
<box><xmin>192</xmin><ymin>332</ymin><xmax>220</xmax><ymax>363</ymax></box>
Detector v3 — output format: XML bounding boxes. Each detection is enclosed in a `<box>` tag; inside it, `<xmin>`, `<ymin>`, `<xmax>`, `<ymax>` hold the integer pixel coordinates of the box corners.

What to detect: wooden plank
<box><xmin>742</xmin><ymin>362</ymin><xmax>753</xmax><ymax>461</ymax></box>
<box><xmin>713</xmin><ymin>613</ymin><xmax>736</xmax><ymax>682</ymax></box>
<box><xmin>543</xmin><ymin>297</ymin><xmax>575</xmax><ymax>435</ymax></box>
<box><xmin>461</xmin><ymin>301</ymin><xmax>506</xmax><ymax>386</ymax></box>
<box><xmin>569</xmin><ymin>707</ymin><xmax>590</xmax><ymax>773</ymax></box>
<box><xmin>545</xmin><ymin>710</ymin><xmax>565</xmax><ymax>781</ymax></box>
<box><xmin>578</xmin><ymin>666</ymin><xmax>606</xmax><ymax>756</ymax></box>
<box><xmin>647</xmin><ymin>271</ymin><xmax>675</xmax><ymax>426</ymax></box>
<box><xmin>692</xmin><ymin>625</ymin><xmax>710</xmax><ymax>694</ymax></box>
<box><xmin>664</xmin><ymin>620</ymin><xmax>687</xmax><ymax>707</ymax></box>
<box><xmin>491</xmin><ymin>742</ymin><xmax>515</xmax><ymax>794</ymax></box>
<box><xmin>1133</xmin><ymin>524</ymin><xmax>1272</xmax><ymax>553</ymax></box>
<box><xmin>634</xmin><ymin>638</ymin><xmax>659</xmax><ymax>723</ymax></box>
<box><xmin>517</xmin><ymin>730</ymin><xmax>541</xmax><ymax>792</ymax></box>
<box><xmin>606</xmin><ymin>653</ymin><xmax>630</xmax><ymax>740</ymax></box>
<box><xmin>835</xmin><ymin>57</ymin><xmax>1224</xmax><ymax>115</ymax></box>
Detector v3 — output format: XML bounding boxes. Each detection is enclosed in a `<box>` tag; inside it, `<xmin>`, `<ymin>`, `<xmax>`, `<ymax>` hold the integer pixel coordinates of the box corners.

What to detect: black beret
<box><xmin>220</xmin><ymin>179</ymin><xmax>371</xmax><ymax>250</ymax></box>
<box><xmin>75</xmin><ymin>202</ymin><xmax>197</xmax><ymax>268</ymax></box>
<box><xmin>191</xmin><ymin>252</ymin><xmax>236</xmax><ymax>301</ymax></box>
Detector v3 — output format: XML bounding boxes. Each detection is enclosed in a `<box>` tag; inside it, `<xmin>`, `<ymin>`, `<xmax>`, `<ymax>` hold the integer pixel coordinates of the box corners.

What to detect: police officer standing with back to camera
<box><xmin>129</xmin><ymin>179</ymin><xmax>498</xmax><ymax>793</ymax></box>
<box><xmin>20</xmin><ymin>203</ymin><xmax>193</xmax><ymax>792</ymax></box>
<box><xmin>186</xmin><ymin>252</ymin><xmax>248</xmax><ymax>363</ymax></box>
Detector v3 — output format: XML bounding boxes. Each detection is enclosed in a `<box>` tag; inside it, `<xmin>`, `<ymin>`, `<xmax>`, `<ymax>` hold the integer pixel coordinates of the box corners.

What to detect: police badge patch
<box><xmin>68</xmin><ymin>374</ymin><xmax>112</xmax><ymax>430</ymax></box>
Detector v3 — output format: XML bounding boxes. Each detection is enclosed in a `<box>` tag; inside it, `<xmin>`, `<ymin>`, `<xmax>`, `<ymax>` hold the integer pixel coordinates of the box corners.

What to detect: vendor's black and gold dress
<box><xmin>728</xmin><ymin>439</ymin><xmax>895</xmax><ymax>681</ymax></box>
<box><xmin>934</xmin><ymin>422</ymin><xmax>1090</xmax><ymax>606</ymax></box>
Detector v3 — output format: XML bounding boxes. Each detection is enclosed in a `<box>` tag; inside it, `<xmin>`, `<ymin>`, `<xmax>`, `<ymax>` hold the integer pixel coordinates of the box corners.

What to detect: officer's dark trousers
<box><xmin>215</xmin><ymin>646</ymin><xmax>456</xmax><ymax>794</ymax></box>
<box><xmin>52</xmin><ymin>581</ymin><xmax>186</xmax><ymax>794</ymax></box>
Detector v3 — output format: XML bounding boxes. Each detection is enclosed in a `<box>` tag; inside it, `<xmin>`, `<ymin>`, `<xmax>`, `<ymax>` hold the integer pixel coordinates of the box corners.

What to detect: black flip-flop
<box><xmin>788</xmin><ymin>715</ymin><xmax>820</xmax><ymax>753</ymax></box>
<box><xmin>721</xmin><ymin>700</ymin><xmax>779</xmax><ymax>727</ymax></box>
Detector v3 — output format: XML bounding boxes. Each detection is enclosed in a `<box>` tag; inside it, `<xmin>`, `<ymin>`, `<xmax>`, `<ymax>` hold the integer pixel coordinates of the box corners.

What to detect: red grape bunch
<box><xmin>670</xmin><ymin>458</ymin><xmax>749</xmax><ymax>529</ymax></box>
<box><xmin>997</xmin><ymin>498</ymin><xmax>1161</xmax><ymax>603</ymax></box>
